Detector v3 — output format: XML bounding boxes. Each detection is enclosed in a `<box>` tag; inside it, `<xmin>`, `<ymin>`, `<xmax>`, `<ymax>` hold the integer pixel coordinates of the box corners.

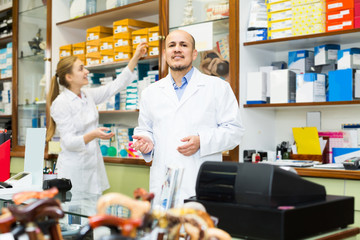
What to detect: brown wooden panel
<box><xmin>295</xmin><ymin>168</ymin><xmax>360</xmax><ymax>180</ymax></box>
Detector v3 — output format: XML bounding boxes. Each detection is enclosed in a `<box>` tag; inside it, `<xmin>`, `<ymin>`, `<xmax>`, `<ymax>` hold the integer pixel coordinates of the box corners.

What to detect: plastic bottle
<box><xmin>276</xmin><ymin>151</ymin><xmax>282</xmax><ymax>161</ymax></box>
<box><xmin>86</xmin><ymin>0</ymin><xmax>97</xmax><ymax>15</ymax></box>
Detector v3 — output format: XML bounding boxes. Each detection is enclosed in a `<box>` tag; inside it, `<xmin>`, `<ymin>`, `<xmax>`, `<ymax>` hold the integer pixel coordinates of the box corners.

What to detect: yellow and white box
<box><xmin>269</xmin><ymin>19</ymin><xmax>293</xmax><ymax>31</ymax></box>
<box><xmin>268</xmin><ymin>28</ymin><xmax>292</xmax><ymax>39</ymax></box>
<box><xmin>149</xmin><ymin>46</ymin><xmax>159</xmax><ymax>56</ymax></box>
<box><xmin>132</xmin><ymin>28</ymin><xmax>149</xmax><ymax>47</ymax></box>
<box><xmin>292</xmin><ymin>2</ymin><xmax>326</xmax><ymax>17</ymax></box>
<box><xmin>100</xmin><ymin>36</ymin><xmax>114</xmax><ymax>52</ymax></box>
<box><xmin>86</xmin><ymin>39</ymin><xmax>101</xmax><ymax>54</ymax></box>
<box><xmin>114</xmin><ymin>46</ymin><xmax>132</xmax><ymax>61</ymax></box>
<box><xmin>292</xmin><ymin>23</ymin><xmax>325</xmax><ymax>35</ymax></box>
<box><xmin>291</xmin><ymin>0</ymin><xmax>324</xmax><ymax>7</ymax></box>
<box><xmin>59</xmin><ymin>44</ymin><xmax>72</xmax><ymax>59</ymax></box>
<box><xmin>268</xmin><ymin>9</ymin><xmax>292</xmax><ymax>22</ymax></box>
<box><xmin>72</xmin><ymin>42</ymin><xmax>86</xmax><ymax>56</ymax></box>
<box><xmin>114</xmin><ymin>32</ymin><xmax>132</xmax><ymax>47</ymax></box>
<box><xmin>86</xmin><ymin>52</ymin><xmax>101</xmax><ymax>66</ymax></box>
<box><xmin>148</xmin><ymin>26</ymin><xmax>159</xmax><ymax>42</ymax></box>
<box><xmin>86</xmin><ymin>26</ymin><xmax>113</xmax><ymax>41</ymax></box>
<box><xmin>292</xmin><ymin>12</ymin><xmax>325</xmax><ymax>35</ymax></box>
<box><xmin>267</xmin><ymin>0</ymin><xmax>292</xmax><ymax>12</ymax></box>
<box><xmin>113</xmin><ymin>19</ymin><xmax>157</xmax><ymax>35</ymax></box>
<box><xmin>100</xmin><ymin>50</ymin><xmax>115</xmax><ymax>64</ymax></box>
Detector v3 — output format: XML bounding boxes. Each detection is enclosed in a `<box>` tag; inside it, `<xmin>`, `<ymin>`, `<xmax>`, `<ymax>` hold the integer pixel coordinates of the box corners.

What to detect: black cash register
<box><xmin>186</xmin><ymin>162</ymin><xmax>354</xmax><ymax>240</ymax></box>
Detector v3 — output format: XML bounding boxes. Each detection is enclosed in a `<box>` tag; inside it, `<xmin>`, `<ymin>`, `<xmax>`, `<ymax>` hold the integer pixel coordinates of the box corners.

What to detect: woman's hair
<box><xmin>46</xmin><ymin>56</ymin><xmax>78</xmax><ymax>142</ymax></box>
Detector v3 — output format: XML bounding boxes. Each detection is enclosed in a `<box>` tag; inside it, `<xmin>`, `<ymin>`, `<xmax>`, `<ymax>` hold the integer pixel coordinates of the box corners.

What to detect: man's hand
<box><xmin>131</xmin><ymin>135</ymin><xmax>154</xmax><ymax>154</ymax></box>
<box><xmin>177</xmin><ymin>135</ymin><xmax>200</xmax><ymax>156</ymax></box>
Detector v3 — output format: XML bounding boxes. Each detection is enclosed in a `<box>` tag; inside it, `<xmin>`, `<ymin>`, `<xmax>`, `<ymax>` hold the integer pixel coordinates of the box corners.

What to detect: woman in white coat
<box><xmin>132</xmin><ymin>30</ymin><xmax>244</xmax><ymax>206</ymax></box>
<box><xmin>46</xmin><ymin>42</ymin><xmax>147</xmax><ymax>195</ymax></box>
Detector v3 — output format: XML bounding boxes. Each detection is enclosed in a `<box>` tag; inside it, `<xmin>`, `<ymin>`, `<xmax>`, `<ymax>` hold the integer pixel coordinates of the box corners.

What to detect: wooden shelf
<box><xmin>99</xmin><ymin>110</ymin><xmax>139</xmax><ymax>114</ymax></box>
<box><xmin>243</xmin><ymin>28</ymin><xmax>360</xmax><ymax>51</ymax></box>
<box><xmin>0</xmin><ymin>35</ymin><xmax>12</xmax><ymax>46</ymax></box>
<box><xmin>295</xmin><ymin>167</ymin><xmax>360</xmax><ymax>180</ymax></box>
<box><xmin>103</xmin><ymin>156</ymin><xmax>150</xmax><ymax>166</ymax></box>
<box><xmin>0</xmin><ymin>115</ymin><xmax>11</xmax><ymax>118</ymax></box>
<box><xmin>0</xmin><ymin>77</ymin><xmax>11</xmax><ymax>81</ymax></box>
<box><xmin>243</xmin><ymin>100</ymin><xmax>360</xmax><ymax>109</ymax></box>
<box><xmin>56</xmin><ymin>0</ymin><xmax>158</xmax><ymax>29</ymax></box>
<box><xmin>86</xmin><ymin>55</ymin><xmax>158</xmax><ymax>71</ymax></box>
<box><xmin>0</xmin><ymin>6</ymin><xmax>11</xmax><ymax>15</ymax></box>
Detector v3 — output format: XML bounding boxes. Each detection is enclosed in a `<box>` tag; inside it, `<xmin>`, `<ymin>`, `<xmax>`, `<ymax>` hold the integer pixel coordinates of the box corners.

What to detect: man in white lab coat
<box><xmin>132</xmin><ymin>30</ymin><xmax>244</xmax><ymax>206</ymax></box>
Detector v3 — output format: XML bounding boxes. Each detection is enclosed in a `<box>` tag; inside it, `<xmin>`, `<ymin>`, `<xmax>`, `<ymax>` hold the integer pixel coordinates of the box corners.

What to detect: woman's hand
<box><xmin>84</xmin><ymin>127</ymin><xmax>114</xmax><ymax>144</ymax></box>
<box><xmin>128</xmin><ymin>42</ymin><xmax>148</xmax><ymax>71</ymax></box>
<box><xmin>94</xmin><ymin>127</ymin><xmax>115</xmax><ymax>140</ymax></box>
<box><xmin>133</xmin><ymin>42</ymin><xmax>148</xmax><ymax>60</ymax></box>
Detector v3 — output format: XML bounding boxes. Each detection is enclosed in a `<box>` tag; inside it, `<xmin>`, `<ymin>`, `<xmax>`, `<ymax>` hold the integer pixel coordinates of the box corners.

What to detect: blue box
<box><xmin>333</xmin><ymin>148</ymin><xmax>360</xmax><ymax>163</ymax></box>
<box><xmin>314</xmin><ymin>44</ymin><xmax>340</xmax><ymax>66</ymax></box>
<box><xmin>338</xmin><ymin>48</ymin><xmax>360</xmax><ymax>70</ymax></box>
<box><xmin>328</xmin><ymin>69</ymin><xmax>355</xmax><ymax>101</ymax></box>
<box><xmin>288</xmin><ymin>50</ymin><xmax>314</xmax><ymax>74</ymax></box>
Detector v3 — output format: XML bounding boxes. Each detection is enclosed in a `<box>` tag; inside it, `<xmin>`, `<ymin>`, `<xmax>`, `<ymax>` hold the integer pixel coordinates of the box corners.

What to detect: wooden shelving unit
<box><xmin>56</xmin><ymin>0</ymin><xmax>158</xmax><ymax>29</ymax></box>
<box><xmin>244</xmin><ymin>100</ymin><xmax>360</xmax><ymax>108</ymax></box>
<box><xmin>243</xmin><ymin>28</ymin><xmax>360</xmax><ymax>51</ymax></box>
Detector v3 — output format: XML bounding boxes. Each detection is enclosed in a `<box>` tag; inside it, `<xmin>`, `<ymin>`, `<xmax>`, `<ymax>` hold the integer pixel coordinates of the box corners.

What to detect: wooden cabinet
<box><xmin>240</xmin><ymin>0</ymin><xmax>360</xmax><ymax>161</ymax></box>
<box><xmin>51</xmin><ymin>0</ymin><xmax>239</xmax><ymax>163</ymax></box>
<box><xmin>11</xmin><ymin>0</ymin><xmax>52</xmax><ymax>154</ymax></box>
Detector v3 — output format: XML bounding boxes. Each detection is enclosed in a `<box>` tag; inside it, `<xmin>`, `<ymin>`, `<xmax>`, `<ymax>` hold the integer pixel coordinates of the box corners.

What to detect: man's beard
<box><xmin>169</xmin><ymin>62</ymin><xmax>192</xmax><ymax>72</ymax></box>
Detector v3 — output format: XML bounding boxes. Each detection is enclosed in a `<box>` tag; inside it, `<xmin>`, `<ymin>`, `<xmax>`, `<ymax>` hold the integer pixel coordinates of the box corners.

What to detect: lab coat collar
<box><xmin>159</xmin><ymin>67</ymin><xmax>205</xmax><ymax>107</ymax></box>
<box><xmin>63</xmin><ymin>88</ymin><xmax>86</xmax><ymax>102</ymax></box>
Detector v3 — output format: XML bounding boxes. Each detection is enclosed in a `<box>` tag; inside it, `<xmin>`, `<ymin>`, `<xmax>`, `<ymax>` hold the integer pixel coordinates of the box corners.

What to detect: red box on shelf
<box><xmin>355</xmin><ymin>16</ymin><xmax>360</xmax><ymax>28</ymax></box>
<box><xmin>326</xmin><ymin>20</ymin><xmax>354</xmax><ymax>31</ymax></box>
<box><xmin>327</xmin><ymin>8</ymin><xmax>354</xmax><ymax>24</ymax></box>
<box><xmin>327</xmin><ymin>0</ymin><xmax>354</xmax><ymax>12</ymax></box>
<box><xmin>355</xmin><ymin>3</ymin><xmax>360</xmax><ymax>16</ymax></box>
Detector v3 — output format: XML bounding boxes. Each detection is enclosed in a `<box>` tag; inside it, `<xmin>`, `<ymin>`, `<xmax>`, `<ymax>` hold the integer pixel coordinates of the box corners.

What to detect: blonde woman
<box><xmin>46</xmin><ymin>42</ymin><xmax>147</xmax><ymax>195</ymax></box>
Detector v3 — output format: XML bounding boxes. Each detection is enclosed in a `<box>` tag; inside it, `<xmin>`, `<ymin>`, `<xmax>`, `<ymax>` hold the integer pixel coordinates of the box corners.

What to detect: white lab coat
<box><xmin>51</xmin><ymin>67</ymin><xmax>137</xmax><ymax>195</ymax></box>
<box><xmin>134</xmin><ymin>67</ymin><xmax>244</xmax><ymax>205</ymax></box>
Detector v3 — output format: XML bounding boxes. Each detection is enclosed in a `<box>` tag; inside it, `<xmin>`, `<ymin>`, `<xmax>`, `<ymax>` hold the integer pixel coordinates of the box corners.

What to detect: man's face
<box><xmin>164</xmin><ymin>30</ymin><xmax>198</xmax><ymax>72</ymax></box>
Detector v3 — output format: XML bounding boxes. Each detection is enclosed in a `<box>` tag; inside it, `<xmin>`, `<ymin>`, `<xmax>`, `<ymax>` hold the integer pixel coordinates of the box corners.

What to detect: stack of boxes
<box><xmin>267</xmin><ymin>0</ymin><xmax>293</xmax><ymax>39</ymax></box>
<box><xmin>0</xmin><ymin>42</ymin><xmax>12</xmax><ymax>79</ymax></box>
<box><xmin>292</xmin><ymin>0</ymin><xmax>326</xmax><ymax>36</ymax></box>
<box><xmin>72</xmin><ymin>42</ymin><xmax>86</xmax><ymax>63</ymax></box>
<box><xmin>1</xmin><ymin>81</ymin><xmax>11</xmax><ymax>115</ymax></box>
<box><xmin>247</xmin><ymin>0</ymin><xmax>267</xmax><ymax>42</ymax></box>
<box><xmin>86</xmin><ymin>26</ymin><xmax>113</xmax><ymax>65</ymax></box>
<box><xmin>113</xmin><ymin>19</ymin><xmax>157</xmax><ymax>61</ymax></box>
<box><xmin>59</xmin><ymin>19</ymin><xmax>158</xmax><ymax>65</ymax></box>
<box><xmin>326</xmin><ymin>0</ymin><xmax>355</xmax><ymax>32</ymax></box>
<box><xmin>59</xmin><ymin>44</ymin><xmax>72</xmax><ymax>59</ymax></box>
<box><xmin>148</xmin><ymin>26</ymin><xmax>160</xmax><ymax>56</ymax></box>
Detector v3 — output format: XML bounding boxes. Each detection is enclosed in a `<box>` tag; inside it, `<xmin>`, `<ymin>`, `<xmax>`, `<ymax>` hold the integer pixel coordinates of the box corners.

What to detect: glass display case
<box><xmin>14</xmin><ymin>0</ymin><xmax>51</xmax><ymax>147</ymax></box>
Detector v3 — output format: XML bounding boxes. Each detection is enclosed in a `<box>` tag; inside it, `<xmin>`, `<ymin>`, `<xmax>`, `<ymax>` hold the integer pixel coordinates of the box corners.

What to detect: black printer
<box><xmin>186</xmin><ymin>162</ymin><xmax>354</xmax><ymax>240</ymax></box>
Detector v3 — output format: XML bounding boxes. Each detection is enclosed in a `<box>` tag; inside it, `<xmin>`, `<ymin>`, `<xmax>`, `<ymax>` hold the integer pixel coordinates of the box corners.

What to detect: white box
<box><xmin>246</xmin><ymin>72</ymin><xmax>267</xmax><ymax>104</ymax></box>
<box><xmin>288</xmin><ymin>50</ymin><xmax>314</xmax><ymax>74</ymax></box>
<box><xmin>259</xmin><ymin>66</ymin><xmax>279</xmax><ymax>100</ymax></box>
<box><xmin>337</xmin><ymin>48</ymin><xmax>360</xmax><ymax>70</ymax></box>
<box><xmin>314</xmin><ymin>44</ymin><xmax>340</xmax><ymax>66</ymax></box>
<box><xmin>270</xmin><ymin>70</ymin><xmax>296</xmax><ymax>103</ymax></box>
<box><xmin>296</xmin><ymin>73</ymin><xmax>326</xmax><ymax>102</ymax></box>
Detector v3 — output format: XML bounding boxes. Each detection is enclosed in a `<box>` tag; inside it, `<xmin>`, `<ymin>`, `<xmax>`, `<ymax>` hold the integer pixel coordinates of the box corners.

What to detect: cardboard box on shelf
<box><xmin>59</xmin><ymin>44</ymin><xmax>72</xmax><ymax>59</ymax></box>
<box><xmin>148</xmin><ymin>26</ymin><xmax>159</xmax><ymax>42</ymax></box>
<box><xmin>72</xmin><ymin>42</ymin><xmax>86</xmax><ymax>56</ymax></box>
<box><xmin>113</xmin><ymin>18</ymin><xmax>157</xmax><ymax>35</ymax></box>
<box><xmin>100</xmin><ymin>36</ymin><xmax>114</xmax><ymax>52</ymax></box>
<box><xmin>86</xmin><ymin>26</ymin><xmax>113</xmax><ymax>41</ymax></box>
<box><xmin>327</xmin><ymin>0</ymin><xmax>354</xmax><ymax>12</ymax></box>
<box><xmin>114</xmin><ymin>32</ymin><xmax>133</xmax><ymax>47</ymax></box>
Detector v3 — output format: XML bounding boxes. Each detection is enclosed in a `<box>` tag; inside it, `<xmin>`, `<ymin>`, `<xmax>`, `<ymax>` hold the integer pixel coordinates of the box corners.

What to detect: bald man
<box><xmin>132</xmin><ymin>30</ymin><xmax>244</xmax><ymax>207</ymax></box>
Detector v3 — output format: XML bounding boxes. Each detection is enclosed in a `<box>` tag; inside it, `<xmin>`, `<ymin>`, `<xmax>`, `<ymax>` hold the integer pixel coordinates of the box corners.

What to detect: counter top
<box><xmin>295</xmin><ymin>167</ymin><xmax>360</xmax><ymax>180</ymax></box>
